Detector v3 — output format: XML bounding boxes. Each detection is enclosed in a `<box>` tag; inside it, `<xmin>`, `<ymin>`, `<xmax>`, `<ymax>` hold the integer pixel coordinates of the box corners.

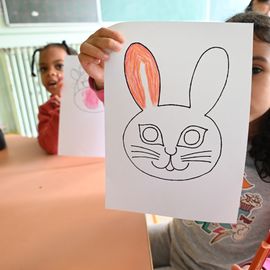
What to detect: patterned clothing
<box><xmin>150</xmin><ymin>150</ymin><xmax>270</xmax><ymax>270</ymax></box>
<box><xmin>89</xmin><ymin>80</ymin><xmax>270</xmax><ymax>270</ymax></box>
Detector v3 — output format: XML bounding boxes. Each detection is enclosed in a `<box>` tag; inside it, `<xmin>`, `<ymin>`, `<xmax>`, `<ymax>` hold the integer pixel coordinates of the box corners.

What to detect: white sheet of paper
<box><xmin>105</xmin><ymin>22</ymin><xmax>253</xmax><ymax>223</ymax></box>
<box><xmin>59</xmin><ymin>56</ymin><xmax>105</xmax><ymax>157</ymax></box>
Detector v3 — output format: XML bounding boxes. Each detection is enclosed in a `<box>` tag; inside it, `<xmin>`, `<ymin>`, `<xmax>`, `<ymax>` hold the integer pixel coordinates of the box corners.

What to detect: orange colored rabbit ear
<box><xmin>124</xmin><ymin>42</ymin><xmax>160</xmax><ymax>110</ymax></box>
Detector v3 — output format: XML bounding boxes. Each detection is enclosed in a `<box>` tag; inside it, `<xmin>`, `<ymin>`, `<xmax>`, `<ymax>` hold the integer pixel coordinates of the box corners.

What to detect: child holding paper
<box><xmin>31</xmin><ymin>41</ymin><xmax>77</xmax><ymax>154</ymax></box>
<box><xmin>79</xmin><ymin>12</ymin><xmax>270</xmax><ymax>270</ymax></box>
<box><xmin>245</xmin><ymin>0</ymin><xmax>270</xmax><ymax>15</ymax></box>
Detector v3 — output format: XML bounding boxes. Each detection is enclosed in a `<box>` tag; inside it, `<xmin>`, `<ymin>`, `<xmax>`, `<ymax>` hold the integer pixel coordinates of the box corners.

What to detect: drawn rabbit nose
<box><xmin>164</xmin><ymin>147</ymin><xmax>177</xmax><ymax>156</ymax></box>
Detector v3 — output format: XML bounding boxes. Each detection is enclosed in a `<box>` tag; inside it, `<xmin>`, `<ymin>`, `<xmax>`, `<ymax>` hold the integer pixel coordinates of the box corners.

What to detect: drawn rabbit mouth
<box><xmin>152</xmin><ymin>160</ymin><xmax>189</xmax><ymax>172</ymax></box>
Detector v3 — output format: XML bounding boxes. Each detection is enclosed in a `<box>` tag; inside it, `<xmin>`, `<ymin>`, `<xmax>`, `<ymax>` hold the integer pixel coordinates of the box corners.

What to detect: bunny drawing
<box><xmin>122</xmin><ymin>42</ymin><xmax>229</xmax><ymax>181</ymax></box>
<box><xmin>71</xmin><ymin>66</ymin><xmax>103</xmax><ymax>113</ymax></box>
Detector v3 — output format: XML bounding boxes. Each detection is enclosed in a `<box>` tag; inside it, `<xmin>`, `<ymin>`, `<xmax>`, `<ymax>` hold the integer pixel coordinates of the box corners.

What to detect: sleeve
<box><xmin>37</xmin><ymin>96</ymin><xmax>60</xmax><ymax>154</ymax></box>
<box><xmin>88</xmin><ymin>77</ymin><xmax>104</xmax><ymax>103</ymax></box>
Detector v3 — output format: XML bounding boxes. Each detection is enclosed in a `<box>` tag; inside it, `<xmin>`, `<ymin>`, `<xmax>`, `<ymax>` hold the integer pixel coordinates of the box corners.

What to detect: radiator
<box><xmin>2</xmin><ymin>44</ymin><xmax>80</xmax><ymax>137</ymax></box>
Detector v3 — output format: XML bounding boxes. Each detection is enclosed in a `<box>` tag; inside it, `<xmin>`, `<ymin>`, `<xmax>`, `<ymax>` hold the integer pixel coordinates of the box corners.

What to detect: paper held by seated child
<box><xmin>105</xmin><ymin>22</ymin><xmax>253</xmax><ymax>223</ymax></box>
<box><xmin>59</xmin><ymin>56</ymin><xmax>105</xmax><ymax>157</ymax></box>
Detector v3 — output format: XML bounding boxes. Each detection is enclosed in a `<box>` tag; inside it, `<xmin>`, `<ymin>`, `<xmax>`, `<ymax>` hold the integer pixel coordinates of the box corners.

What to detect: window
<box><xmin>1</xmin><ymin>0</ymin><xmax>101</xmax><ymax>25</ymax></box>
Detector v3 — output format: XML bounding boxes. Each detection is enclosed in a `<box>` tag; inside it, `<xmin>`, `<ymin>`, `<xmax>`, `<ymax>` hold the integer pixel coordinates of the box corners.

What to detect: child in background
<box><xmin>79</xmin><ymin>12</ymin><xmax>270</xmax><ymax>270</ymax></box>
<box><xmin>31</xmin><ymin>41</ymin><xmax>77</xmax><ymax>154</ymax></box>
<box><xmin>245</xmin><ymin>0</ymin><xmax>270</xmax><ymax>15</ymax></box>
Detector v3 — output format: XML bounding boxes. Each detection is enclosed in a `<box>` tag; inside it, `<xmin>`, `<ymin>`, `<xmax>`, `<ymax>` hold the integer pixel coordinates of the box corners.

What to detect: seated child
<box><xmin>31</xmin><ymin>41</ymin><xmax>77</xmax><ymax>154</ymax></box>
<box><xmin>79</xmin><ymin>13</ymin><xmax>270</xmax><ymax>270</ymax></box>
<box><xmin>245</xmin><ymin>0</ymin><xmax>270</xmax><ymax>15</ymax></box>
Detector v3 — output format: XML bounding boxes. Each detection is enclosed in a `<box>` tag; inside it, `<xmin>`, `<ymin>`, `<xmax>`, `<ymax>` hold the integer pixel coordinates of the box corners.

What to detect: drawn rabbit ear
<box><xmin>124</xmin><ymin>42</ymin><xmax>160</xmax><ymax>110</ymax></box>
<box><xmin>189</xmin><ymin>47</ymin><xmax>229</xmax><ymax>115</ymax></box>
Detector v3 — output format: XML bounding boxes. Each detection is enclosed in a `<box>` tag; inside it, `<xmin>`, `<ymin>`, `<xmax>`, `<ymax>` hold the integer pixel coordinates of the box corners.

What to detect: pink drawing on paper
<box><xmin>71</xmin><ymin>66</ymin><xmax>104</xmax><ymax>113</ymax></box>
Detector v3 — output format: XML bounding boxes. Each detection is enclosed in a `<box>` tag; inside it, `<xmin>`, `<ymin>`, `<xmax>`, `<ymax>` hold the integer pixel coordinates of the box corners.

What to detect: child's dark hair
<box><xmin>31</xmin><ymin>40</ymin><xmax>77</xmax><ymax>77</ymax></box>
<box><xmin>227</xmin><ymin>12</ymin><xmax>270</xmax><ymax>182</ymax></box>
<box><xmin>245</xmin><ymin>0</ymin><xmax>270</xmax><ymax>12</ymax></box>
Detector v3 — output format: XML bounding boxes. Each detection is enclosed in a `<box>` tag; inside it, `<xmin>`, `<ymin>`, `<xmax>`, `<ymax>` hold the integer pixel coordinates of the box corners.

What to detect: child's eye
<box><xmin>55</xmin><ymin>63</ymin><xmax>64</xmax><ymax>71</ymax></box>
<box><xmin>252</xmin><ymin>66</ymin><xmax>263</xmax><ymax>75</ymax></box>
<box><xmin>39</xmin><ymin>67</ymin><xmax>47</xmax><ymax>73</ymax></box>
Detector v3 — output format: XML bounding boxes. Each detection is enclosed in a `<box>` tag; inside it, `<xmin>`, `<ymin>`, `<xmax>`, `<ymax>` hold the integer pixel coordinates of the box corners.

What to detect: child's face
<box><xmin>252</xmin><ymin>0</ymin><xmax>270</xmax><ymax>16</ymax></box>
<box><xmin>250</xmin><ymin>38</ymin><xmax>270</xmax><ymax>122</ymax></box>
<box><xmin>39</xmin><ymin>46</ymin><xmax>67</xmax><ymax>96</ymax></box>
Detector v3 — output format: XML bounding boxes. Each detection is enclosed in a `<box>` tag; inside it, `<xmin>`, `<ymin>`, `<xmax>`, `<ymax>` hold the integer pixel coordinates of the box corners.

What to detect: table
<box><xmin>0</xmin><ymin>135</ymin><xmax>152</xmax><ymax>270</ymax></box>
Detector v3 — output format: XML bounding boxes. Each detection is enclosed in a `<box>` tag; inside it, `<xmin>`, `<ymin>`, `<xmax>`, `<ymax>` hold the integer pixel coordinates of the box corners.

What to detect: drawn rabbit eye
<box><xmin>139</xmin><ymin>124</ymin><xmax>164</xmax><ymax>146</ymax></box>
<box><xmin>177</xmin><ymin>125</ymin><xmax>207</xmax><ymax>149</ymax></box>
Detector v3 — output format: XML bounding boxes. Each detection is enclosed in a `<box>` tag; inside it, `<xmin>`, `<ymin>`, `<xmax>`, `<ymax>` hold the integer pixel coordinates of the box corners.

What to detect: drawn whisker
<box><xmin>182</xmin><ymin>159</ymin><xmax>212</xmax><ymax>163</ymax></box>
<box><xmin>181</xmin><ymin>150</ymin><xmax>212</xmax><ymax>158</ymax></box>
<box><xmin>131</xmin><ymin>150</ymin><xmax>160</xmax><ymax>158</ymax></box>
<box><xmin>131</xmin><ymin>144</ymin><xmax>160</xmax><ymax>156</ymax></box>
<box><xmin>132</xmin><ymin>156</ymin><xmax>159</xmax><ymax>160</ymax></box>
<box><xmin>181</xmin><ymin>155</ymin><xmax>211</xmax><ymax>160</ymax></box>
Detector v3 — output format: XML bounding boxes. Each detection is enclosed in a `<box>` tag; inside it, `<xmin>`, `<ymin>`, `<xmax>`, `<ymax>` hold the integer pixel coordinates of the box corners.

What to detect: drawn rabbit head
<box><xmin>123</xmin><ymin>42</ymin><xmax>229</xmax><ymax>181</ymax></box>
<box><xmin>71</xmin><ymin>66</ymin><xmax>103</xmax><ymax>113</ymax></box>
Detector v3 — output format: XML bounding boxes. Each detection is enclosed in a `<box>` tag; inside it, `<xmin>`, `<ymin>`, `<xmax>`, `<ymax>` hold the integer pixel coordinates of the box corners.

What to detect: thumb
<box><xmin>231</xmin><ymin>265</ymin><xmax>243</xmax><ymax>270</ymax></box>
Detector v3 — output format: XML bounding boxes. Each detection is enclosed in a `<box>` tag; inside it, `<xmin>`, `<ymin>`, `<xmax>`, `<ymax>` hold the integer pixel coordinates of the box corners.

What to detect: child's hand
<box><xmin>52</xmin><ymin>94</ymin><xmax>61</xmax><ymax>104</ymax></box>
<box><xmin>79</xmin><ymin>27</ymin><xmax>125</xmax><ymax>90</ymax></box>
<box><xmin>50</xmin><ymin>94</ymin><xmax>61</xmax><ymax>109</ymax></box>
<box><xmin>231</xmin><ymin>264</ymin><xmax>251</xmax><ymax>270</ymax></box>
